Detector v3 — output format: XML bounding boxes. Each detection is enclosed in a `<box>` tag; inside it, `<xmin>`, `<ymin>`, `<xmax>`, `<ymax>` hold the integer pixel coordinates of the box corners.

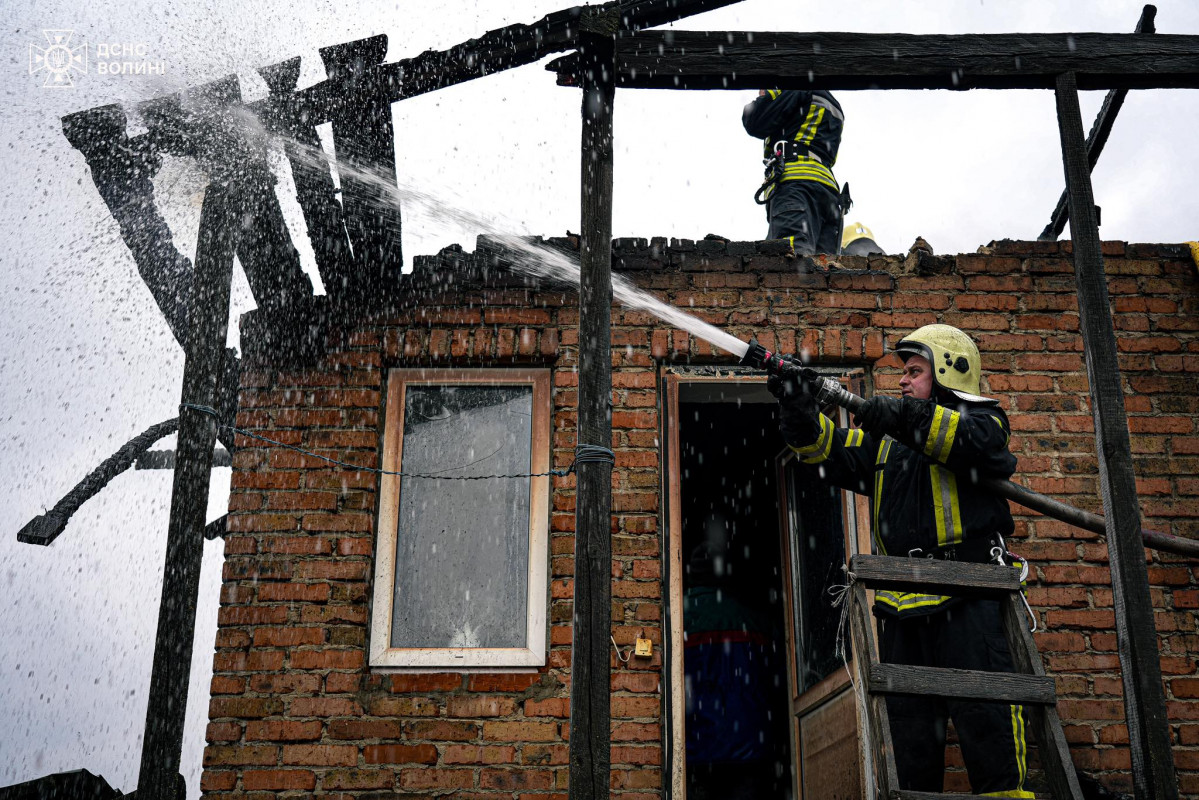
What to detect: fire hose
<box><xmin>738</xmin><ymin>338</ymin><xmax>1199</xmax><ymax>559</ymax></box>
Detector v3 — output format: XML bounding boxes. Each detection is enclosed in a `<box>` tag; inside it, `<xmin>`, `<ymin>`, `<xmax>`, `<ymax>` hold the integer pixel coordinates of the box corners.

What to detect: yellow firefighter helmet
<box><xmin>895</xmin><ymin>324</ymin><xmax>995</xmax><ymax>404</ymax></box>
<box><xmin>841</xmin><ymin>221</ymin><xmax>875</xmax><ymax>250</ymax></box>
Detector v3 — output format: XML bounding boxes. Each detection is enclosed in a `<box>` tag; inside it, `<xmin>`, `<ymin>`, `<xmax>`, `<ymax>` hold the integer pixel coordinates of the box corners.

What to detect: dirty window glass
<box><xmin>785</xmin><ymin>464</ymin><xmax>847</xmax><ymax>693</ymax></box>
<box><xmin>390</xmin><ymin>384</ymin><xmax>533</xmax><ymax>649</ymax></box>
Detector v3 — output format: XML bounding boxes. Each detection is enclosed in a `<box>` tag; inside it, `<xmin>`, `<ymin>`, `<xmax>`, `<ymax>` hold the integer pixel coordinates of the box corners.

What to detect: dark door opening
<box><xmin>678</xmin><ymin>397</ymin><xmax>793</xmax><ymax>800</ymax></box>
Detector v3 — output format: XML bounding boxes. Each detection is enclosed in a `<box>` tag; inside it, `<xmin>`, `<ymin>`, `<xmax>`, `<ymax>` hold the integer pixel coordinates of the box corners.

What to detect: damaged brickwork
<box><xmin>202</xmin><ymin>237</ymin><xmax>1199</xmax><ymax>799</ymax></box>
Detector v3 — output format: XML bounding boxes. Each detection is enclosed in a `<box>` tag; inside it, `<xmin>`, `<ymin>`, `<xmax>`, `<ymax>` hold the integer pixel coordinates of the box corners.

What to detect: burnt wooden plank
<box><xmin>136</xmin><ymin>178</ymin><xmax>243</xmax><ymax>800</ymax></box>
<box><xmin>259</xmin><ymin>57</ymin><xmax>355</xmax><ymax>294</ymax></box>
<box><xmin>568</xmin><ymin>24</ymin><xmax>616</xmax><ymax>800</ymax></box>
<box><xmin>850</xmin><ymin>555</ymin><xmax>1021</xmax><ymax>597</ymax></box>
<box><xmin>61</xmin><ymin>105</ymin><xmax>192</xmax><ymax>345</ymax></box>
<box><xmin>248</xmin><ymin>0</ymin><xmax>742</xmax><ymax>132</ymax></box>
<box><xmin>849</xmin><ymin>583</ymin><xmax>899</xmax><ymax>798</ymax></box>
<box><xmin>134</xmin><ymin>448</ymin><xmax>233</xmax><ymax>470</ymax></box>
<box><xmin>549</xmin><ymin>30</ymin><xmax>1199</xmax><ymax>90</ymax></box>
<box><xmin>16</xmin><ymin>418</ymin><xmax>180</xmax><ymax>546</ymax></box>
<box><xmin>140</xmin><ymin>75</ymin><xmax>313</xmax><ymax>312</ymax></box>
<box><xmin>319</xmin><ymin>36</ymin><xmax>404</xmax><ymax>299</ymax></box>
<box><xmin>1039</xmin><ymin>5</ymin><xmax>1156</xmax><ymax>240</ymax></box>
<box><xmin>1000</xmin><ymin>594</ymin><xmax>1085</xmax><ymax>800</ymax></box>
<box><xmin>868</xmin><ymin>663</ymin><xmax>1057</xmax><ymax>705</ymax></box>
<box><xmin>1054</xmin><ymin>71</ymin><xmax>1177</xmax><ymax>800</ymax></box>
<box><xmin>896</xmin><ymin>792</ymin><xmax>1004</xmax><ymax>800</ymax></box>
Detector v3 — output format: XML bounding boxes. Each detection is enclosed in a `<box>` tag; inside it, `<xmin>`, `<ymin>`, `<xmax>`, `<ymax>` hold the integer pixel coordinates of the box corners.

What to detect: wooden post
<box><xmin>135</xmin><ymin>180</ymin><xmax>243</xmax><ymax>800</ymax></box>
<box><xmin>569</xmin><ymin>18</ymin><xmax>616</xmax><ymax>800</ymax></box>
<box><xmin>1054</xmin><ymin>71</ymin><xmax>1178</xmax><ymax>800</ymax></box>
<box><xmin>1039</xmin><ymin>5</ymin><xmax>1156</xmax><ymax>241</ymax></box>
<box><xmin>319</xmin><ymin>36</ymin><xmax>404</xmax><ymax>300</ymax></box>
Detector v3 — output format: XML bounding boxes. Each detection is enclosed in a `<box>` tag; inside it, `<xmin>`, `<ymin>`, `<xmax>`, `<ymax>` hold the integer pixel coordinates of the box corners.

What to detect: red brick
<box><xmin>390</xmin><ymin>673</ymin><xmax>462</xmax><ymax>693</ymax></box>
<box><xmin>466</xmin><ymin>673</ymin><xmax>542</xmax><ymax>692</ymax></box>
<box><xmin>398</xmin><ymin>768</ymin><xmax>475</xmax><ymax>790</ymax></box>
<box><xmin>203</xmin><ymin>745</ymin><xmax>278</xmax><ymax>767</ymax></box>
<box><xmin>363</xmin><ymin>744</ymin><xmax>438</xmax><ymax>764</ymax></box>
<box><xmin>199</xmin><ymin>771</ymin><xmax>237</xmax><ymax>791</ymax></box>
<box><xmin>253</xmin><ymin>627</ymin><xmax>325</xmax><ymax>647</ymax></box>
<box><xmin>443</xmin><ymin>745</ymin><xmax>517</xmax><ymax>764</ymax></box>
<box><xmin>245</xmin><ymin>720</ymin><xmax>322</xmax><ymax>742</ymax></box>
<box><xmin>480</xmin><ymin>768</ymin><xmax>554</xmax><ymax>790</ymax></box>
<box><xmin>205</xmin><ymin>722</ymin><xmax>243</xmax><ymax>743</ymax></box>
<box><xmin>289</xmin><ymin>649</ymin><xmax>364</xmax><ymax>670</ymax></box>
<box><xmin>328</xmin><ymin>719</ymin><xmax>402</xmax><ymax>740</ymax></box>
<box><xmin>482</xmin><ymin>720</ymin><xmax>559</xmax><ymax>741</ymax></box>
<box><xmin>288</xmin><ymin>696</ymin><xmax>363</xmax><ymax>717</ymax></box>
<box><xmin>321</xmin><ymin>768</ymin><xmax>396</xmax><ymax>790</ymax></box>
<box><xmin>281</xmin><ymin>744</ymin><xmax>358</xmax><ymax>766</ymax></box>
<box><xmin>242</xmin><ymin>769</ymin><xmax>316</xmax><ymax>791</ymax></box>
<box><xmin>447</xmin><ymin>695</ymin><xmax>518</xmax><ymax>718</ymax></box>
<box><xmin>405</xmin><ymin>720</ymin><xmax>480</xmax><ymax>741</ymax></box>
<box><xmin>524</xmin><ymin>698</ymin><xmax>570</xmax><ymax>718</ymax></box>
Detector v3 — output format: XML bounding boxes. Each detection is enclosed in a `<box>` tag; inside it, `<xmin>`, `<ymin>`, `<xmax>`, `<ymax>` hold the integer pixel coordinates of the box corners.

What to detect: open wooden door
<box><xmin>775</xmin><ymin>373</ymin><xmax>872</xmax><ymax>800</ymax></box>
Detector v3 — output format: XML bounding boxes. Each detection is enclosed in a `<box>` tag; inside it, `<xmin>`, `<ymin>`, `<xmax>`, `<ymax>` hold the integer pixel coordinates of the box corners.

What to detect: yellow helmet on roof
<box><xmin>841</xmin><ymin>221</ymin><xmax>875</xmax><ymax>250</ymax></box>
<box><xmin>895</xmin><ymin>324</ymin><xmax>996</xmax><ymax>404</ymax></box>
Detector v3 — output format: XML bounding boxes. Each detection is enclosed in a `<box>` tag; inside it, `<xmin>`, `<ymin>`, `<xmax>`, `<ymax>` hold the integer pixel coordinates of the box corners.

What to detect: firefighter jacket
<box><xmin>742</xmin><ymin>89</ymin><xmax>843</xmax><ymax>195</ymax></box>
<box><xmin>788</xmin><ymin>396</ymin><xmax>1017</xmax><ymax>618</ymax></box>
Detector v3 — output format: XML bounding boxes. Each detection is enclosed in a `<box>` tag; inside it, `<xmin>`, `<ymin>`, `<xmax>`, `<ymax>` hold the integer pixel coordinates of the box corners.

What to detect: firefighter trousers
<box><xmin>878</xmin><ymin>598</ymin><xmax>1033</xmax><ymax>797</ymax></box>
<box><xmin>765</xmin><ymin>179</ymin><xmax>843</xmax><ymax>254</ymax></box>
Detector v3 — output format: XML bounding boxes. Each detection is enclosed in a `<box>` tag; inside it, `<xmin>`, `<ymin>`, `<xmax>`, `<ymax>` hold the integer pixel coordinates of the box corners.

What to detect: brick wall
<box><xmin>203</xmin><ymin>237</ymin><xmax>1199</xmax><ymax>799</ymax></box>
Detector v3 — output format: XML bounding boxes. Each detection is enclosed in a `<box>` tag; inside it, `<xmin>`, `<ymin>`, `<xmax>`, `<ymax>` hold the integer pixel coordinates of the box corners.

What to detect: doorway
<box><xmin>663</xmin><ymin>371</ymin><xmax>869</xmax><ymax>800</ymax></box>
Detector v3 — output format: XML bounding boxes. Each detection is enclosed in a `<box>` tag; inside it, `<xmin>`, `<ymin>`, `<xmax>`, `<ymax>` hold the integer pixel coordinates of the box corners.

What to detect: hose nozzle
<box><xmin>739</xmin><ymin>337</ymin><xmax>865</xmax><ymax>414</ymax></box>
<box><xmin>739</xmin><ymin>338</ymin><xmax>801</xmax><ymax>377</ymax></box>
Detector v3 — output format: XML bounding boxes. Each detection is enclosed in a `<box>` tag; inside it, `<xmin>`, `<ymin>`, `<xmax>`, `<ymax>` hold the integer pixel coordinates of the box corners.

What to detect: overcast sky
<box><xmin>2</xmin><ymin>0</ymin><xmax>1197</xmax><ymax>796</ymax></box>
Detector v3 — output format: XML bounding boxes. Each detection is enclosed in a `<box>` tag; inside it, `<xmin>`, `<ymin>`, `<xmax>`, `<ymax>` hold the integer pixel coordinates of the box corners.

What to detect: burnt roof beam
<box><xmin>1038</xmin><ymin>4</ymin><xmax>1157</xmax><ymax>240</ymax></box>
<box><xmin>247</xmin><ymin>0</ymin><xmax>743</xmax><ymax>131</ymax></box>
<box><xmin>547</xmin><ymin>30</ymin><xmax>1199</xmax><ymax>91</ymax></box>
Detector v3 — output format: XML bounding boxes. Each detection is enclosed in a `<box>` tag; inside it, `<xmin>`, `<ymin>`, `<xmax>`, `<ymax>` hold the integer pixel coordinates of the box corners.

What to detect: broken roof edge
<box><xmin>238</xmin><ymin>236</ymin><xmax>1196</xmax><ymax>368</ymax></box>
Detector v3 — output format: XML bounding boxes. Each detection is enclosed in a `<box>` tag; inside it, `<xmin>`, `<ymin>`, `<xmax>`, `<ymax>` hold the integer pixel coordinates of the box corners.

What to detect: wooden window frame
<box><xmin>368</xmin><ymin>367</ymin><xmax>552</xmax><ymax>670</ymax></box>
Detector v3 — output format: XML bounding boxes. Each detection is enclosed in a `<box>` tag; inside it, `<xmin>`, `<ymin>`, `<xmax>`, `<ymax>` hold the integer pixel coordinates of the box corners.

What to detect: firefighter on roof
<box><xmin>743</xmin><ymin>89</ymin><xmax>848</xmax><ymax>253</ymax></box>
<box><xmin>768</xmin><ymin>324</ymin><xmax>1033</xmax><ymax>797</ymax></box>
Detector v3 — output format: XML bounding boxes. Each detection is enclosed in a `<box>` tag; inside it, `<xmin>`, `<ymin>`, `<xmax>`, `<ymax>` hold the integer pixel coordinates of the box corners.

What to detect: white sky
<box><xmin>1</xmin><ymin>0</ymin><xmax>1197</xmax><ymax>796</ymax></box>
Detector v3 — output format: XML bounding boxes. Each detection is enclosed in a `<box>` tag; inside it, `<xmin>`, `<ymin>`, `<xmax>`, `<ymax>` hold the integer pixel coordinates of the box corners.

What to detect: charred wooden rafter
<box><xmin>16</xmin><ymin>418</ymin><xmax>181</xmax><ymax>547</ymax></box>
<box><xmin>549</xmin><ymin>30</ymin><xmax>1199</xmax><ymax>90</ymax></box>
<box><xmin>1055</xmin><ymin>71</ymin><xmax>1178</xmax><ymax>800</ymax></box>
<box><xmin>1039</xmin><ymin>4</ymin><xmax>1157</xmax><ymax>240</ymax></box>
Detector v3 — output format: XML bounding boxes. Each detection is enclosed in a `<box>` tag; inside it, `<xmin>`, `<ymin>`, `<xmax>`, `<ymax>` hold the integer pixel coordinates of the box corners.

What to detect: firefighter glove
<box><xmin>768</xmin><ymin>369</ymin><xmax>821</xmax><ymax>447</ymax></box>
<box><xmin>854</xmin><ymin>395</ymin><xmax>905</xmax><ymax>439</ymax></box>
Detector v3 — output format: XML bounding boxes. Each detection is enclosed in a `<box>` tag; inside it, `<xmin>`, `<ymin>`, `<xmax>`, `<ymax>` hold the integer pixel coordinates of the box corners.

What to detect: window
<box><xmin>369</xmin><ymin>368</ymin><xmax>551</xmax><ymax>669</ymax></box>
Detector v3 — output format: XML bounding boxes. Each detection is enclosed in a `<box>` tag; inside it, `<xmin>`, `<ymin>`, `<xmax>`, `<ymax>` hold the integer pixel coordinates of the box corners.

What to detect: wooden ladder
<box><xmin>847</xmin><ymin>554</ymin><xmax>1085</xmax><ymax>800</ymax></box>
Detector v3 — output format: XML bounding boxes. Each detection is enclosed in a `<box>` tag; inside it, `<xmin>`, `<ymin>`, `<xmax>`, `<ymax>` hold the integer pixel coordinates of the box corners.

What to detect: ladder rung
<box><xmin>851</xmin><ymin>554</ymin><xmax>1022</xmax><ymax>596</ymax></box>
<box><xmin>895</xmin><ymin>792</ymin><xmax>1004</xmax><ymax>800</ymax></box>
<box><xmin>869</xmin><ymin>663</ymin><xmax>1058</xmax><ymax>705</ymax></box>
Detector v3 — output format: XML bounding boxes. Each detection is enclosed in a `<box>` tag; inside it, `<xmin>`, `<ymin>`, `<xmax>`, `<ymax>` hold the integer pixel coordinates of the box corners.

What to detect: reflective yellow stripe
<box><xmin>1011</xmin><ymin>702</ymin><xmax>1028</xmax><ymax>793</ymax></box>
<box><xmin>875</xmin><ymin>590</ymin><xmax>950</xmax><ymax>611</ymax></box>
<box><xmin>981</xmin><ymin>792</ymin><xmax>1035</xmax><ymax>799</ymax></box>
<box><xmin>846</xmin><ymin>428</ymin><xmax>864</xmax><ymax>448</ymax></box>
<box><xmin>923</xmin><ymin>406</ymin><xmax>961</xmax><ymax>463</ymax></box>
<box><xmin>766</xmin><ymin>89</ymin><xmax>781</xmax><ymax>100</ymax></box>
<box><xmin>924</xmin><ymin>406</ymin><xmax>944</xmax><ymax>458</ymax></box>
<box><xmin>795</xmin><ymin>104</ymin><xmax>824</xmax><ymax>146</ymax></box>
<box><xmin>872</xmin><ymin>439</ymin><xmax>892</xmax><ymax>555</ymax></box>
<box><xmin>790</xmin><ymin>413</ymin><xmax>834</xmax><ymax>464</ymax></box>
<box><xmin>939</xmin><ymin>410</ymin><xmax>960</xmax><ymax>461</ymax></box>
<box><xmin>779</xmin><ymin>158</ymin><xmax>838</xmax><ymax>190</ymax></box>
<box><xmin>929</xmin><ymin>465</ymin><xmax>963</xmax><ymax>546</ymax></box>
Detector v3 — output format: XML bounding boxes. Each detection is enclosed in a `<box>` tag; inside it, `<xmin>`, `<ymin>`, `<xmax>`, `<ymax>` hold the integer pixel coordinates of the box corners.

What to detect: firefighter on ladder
<box><xmin>743</xmin><ymin>89</ymin><xmax>850</xmax><ymax>253</ymax></box>
<box><xmin>768</xmin><ymin>324</ymin><xmax>1033</xmax><ymax>798</ymax></box>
